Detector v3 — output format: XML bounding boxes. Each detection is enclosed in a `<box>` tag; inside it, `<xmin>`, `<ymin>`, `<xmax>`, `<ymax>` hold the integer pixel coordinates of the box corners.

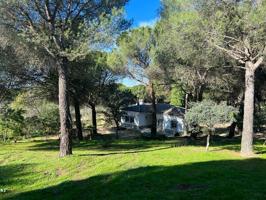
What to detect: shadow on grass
<box><xmin>0</xmin><ymin>164</ymin><xmax>34</xmax><ymax>187</ymax></box>
<box><xmin>4</xmin><ymin>159</ymin><xmax>266</xmax><ymax>200</ymax></box>
<box><xmin>26</xmin><ymin>138</ymin><xmax>177</xmax><ymax>153</ymax></box>
<box><xmin>207</xmin><ymin>136</ymin><xmax>266</xmax><ymax>154</ymax></box>
<box><xmin>26</xmin><ymin>136</ymin><xmax>266</xmax><ymax>156</ymax></box>
<box><xmin>78</xmin><ymin>146</ymin><xmax>173</xmax><ymax>157</ymax></box>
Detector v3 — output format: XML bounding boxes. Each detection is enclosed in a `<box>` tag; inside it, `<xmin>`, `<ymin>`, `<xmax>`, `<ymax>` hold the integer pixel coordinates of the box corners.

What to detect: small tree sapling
<box><xmin>185</xmin><ymin>100</ymin><xmax>237</xmax><ymax>151</ymax></box>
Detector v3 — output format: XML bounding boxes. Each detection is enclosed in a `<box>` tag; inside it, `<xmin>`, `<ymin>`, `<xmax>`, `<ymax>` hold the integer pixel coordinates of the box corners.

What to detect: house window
<box><xmin>130</xmin><ymin>116</ymin><xmax>135</xmax><ymax>123</ymax></box>
<box><xmin>124</xmin><ymin>115</ymin><xmax>134</xmax><ymax>124</ymax></box>
<box><xmin>171</xmin><ymin>120</ymin><xmax>177</xmax><ymax>129</ymax></box>
<box><xmin>125</xmin><ymin>116</ymin><xmax>129</xmax><ymax>122</ymax></box>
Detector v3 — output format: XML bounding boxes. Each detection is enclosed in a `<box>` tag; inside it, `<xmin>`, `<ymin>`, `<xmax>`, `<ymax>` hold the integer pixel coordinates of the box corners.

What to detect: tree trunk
<box><xmin>150</xmin><ymin>82</ymin><xmax>157</xmax><ymax>138</ymax></box>
<box><xmin>228</xmin><ymin>122</ymin><xmax>237</xmax><ymax>138</ymax></box>
<box><xmin>74</xmin><ymin>98</ymin><xmax>83</xmax><ymax>141</ymax></box>
<box><xmin>206</xmin><ymin>132</ymin><xmax>210</xmax><ymax>151</ymax></box>
<box><xmin>196</xmin><ymin>85</ymin><xmax>204</xmax><ymax>102</ymax></box>
<box><xmin>230</xmin><ymin>92</ymin><xmax>245</xmax><ymax>136</ymax></box>
<box><xmin>90</xmin><ymin>103</ymin><xmax>97</xmax><ymax>137</ymax></box>
<box><xmin>3</xmin><ymin>132</ymin><xmax>6</xmax><ymax>142</ymax></box>
<box><xmin>184</xmin><ymin>93</ymin><xmax>189</xmax><ymax>111</ymax></box>
<box><xmin>115</xmin><ymin>121</ymin><xmax>119</xmax><ymax>139</ymax></box>
<box><xmin>58</xmin><ymin>59</ymin><xmax>72</xmax><ymax>157</ymax></box>
<box><xmin>183</xmin><ymin>93</ymin><xmax>189</xmax><ymax>136</ymax></box>
<box><xmin>241</xmin><ymin>64</ymin><xmax>255</xmax><ymax>156</ymax></box>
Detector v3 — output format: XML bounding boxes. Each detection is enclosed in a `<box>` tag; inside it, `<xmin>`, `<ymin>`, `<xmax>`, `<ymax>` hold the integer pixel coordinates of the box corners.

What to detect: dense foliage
<box><xmin>185</xmin><ymin>100</ymin><xmax>238</xmax><ymax>129</ymax></box>
<box><xmin>0</xmin><ymin>0</ymin><xmax>265</xmax><ymax>157</ymax></box>
<box><xmin>0</xmin><ymin>107</ymin><xmax>24</xmax><ymax>141</ymax></box>
<box><xmin>185</xmin><ymin>100</ymin><xmax>238</xmax><ymax>150</ymax></box>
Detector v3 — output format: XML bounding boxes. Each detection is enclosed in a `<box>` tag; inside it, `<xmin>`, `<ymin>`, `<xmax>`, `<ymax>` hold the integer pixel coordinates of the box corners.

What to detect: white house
<box><xmin>121</xmin><ymin>103</ymin><xmax>185</xmax><ymax>137</ymax></box>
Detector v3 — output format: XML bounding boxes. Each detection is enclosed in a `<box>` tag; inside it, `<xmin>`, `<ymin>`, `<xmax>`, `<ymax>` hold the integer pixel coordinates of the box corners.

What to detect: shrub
<box><xmin>24</xmin><ymin>101</ymin><xmax>60</xmax><ymax>136</ymax></box>
<box><xmin>10</xmin><ymin>92</ymin><xmax>60</xmax><ymax>138</ymax></box>
<box><xmin>254</xmin><ymin>103</ymin><xmax>266</xmax><ymax>132</ymax></box>
<box><xmin>185</xmin><ymin>100</ymin><xmax>238</xmax><ymax>150</ymax></box>
<box><xmin>0</xmin><ymin>107</ymin><xmax>25</xmax><ymax>141</ymax></box>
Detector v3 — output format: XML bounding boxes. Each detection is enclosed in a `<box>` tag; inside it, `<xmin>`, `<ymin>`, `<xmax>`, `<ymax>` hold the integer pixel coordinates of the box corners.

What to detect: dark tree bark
<box><xmin>115</xmin><ymin>120</ymin><xmax>119</xmax><ymax>139</ymax></box>
<box><xmin>74</xmin><ymin>98</ymin><xmax>83</xmax><ymax>141</ymax></box>
<box><xmin>196</xmin><ymin>84</ymin><xmax>205</xmax><ymax>102</ymax></box>
<box><xmin>150</xmin><ymin>83</ymin><xmax>157</xmax><ymax>138</ymax></box>
<box><xmin>228</xmin><ymin>122</ymin><xmax>237</xmax><ymax>138</ymax></box>
<box><xmin>90</xmin><ymin>103</ymin><xmax>97</xmax><ymax>137</ymax></box>
<box><xmin>58</xmin><ymin>60</ymin><xmax>72</xmax><ymax>157</ymax></box>
<box><xmin>228</xmin><ymin>91</ymin><xmax>245</xmax><ymax>138</ymax></box>
<box><xmin>241</xmin><ymin>63</ymin><xmax>256</xmax><ymax>156</ymax></box>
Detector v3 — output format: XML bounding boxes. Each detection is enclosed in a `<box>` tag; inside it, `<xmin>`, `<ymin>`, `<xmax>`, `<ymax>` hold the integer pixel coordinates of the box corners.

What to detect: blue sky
<box><xmin>126</xmin><ymin>0</ymin><xmax>161</xmax><ymax>27</ymax></box>
<box><xmin>120</xmin><ymin>0</ymin><xmax>161</xmax><ymax>87</ymax></box>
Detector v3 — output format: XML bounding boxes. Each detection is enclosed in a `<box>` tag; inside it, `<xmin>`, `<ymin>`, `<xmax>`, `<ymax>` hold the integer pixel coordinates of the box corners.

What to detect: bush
<box><xmin>185</xmin><ymin>101</ymin><xmax>237</xmax><ymax>129</ymax></box>
<box><xmin>24</xmin><ymin>101</ymin><xmax>60</xmax><ymax>136</ymax></box>
<box><xmin>0</xmin><ymin>107</ymin><xmax>25</xmax><ymax>141</ymax></box>
<box><xmin>11</xmin><ymin>92</ymin><xmax>60</xmax><ymax>138</ymax></box>
<box><xmin>254</xmin><ymin>104</ymin><xmax>266</xmax><ymax>132</ymax></box>
<box><xmin>185</xmin><ymin>100</ymin><xmax>238</xmax><ymax>150</ymax></box>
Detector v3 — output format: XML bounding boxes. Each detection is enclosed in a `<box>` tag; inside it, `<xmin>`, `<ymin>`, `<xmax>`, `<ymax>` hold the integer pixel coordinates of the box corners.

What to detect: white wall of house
<box><xmin>121</xmin><ymin>111</ymin><xmax>151</xmax><ymax>129</ymax></box>
<box><xmin>141</xmin><ymin>113</ymin><xmax>164</xmax><ymax>128</ymax></box>
<box><xmin>138</xmin><ymin>113</ymin><xmax>151</xmax><ymax>127</ymax></box>
<box><xmin>163</xmin><ymin>115</ymin><xmax>184</xmax><ymax>133</ymax></box>
<box><xmin>121</xmin><ymin>111</ymin><xmax>184</xmax><ymax>134</ymax></box>
<box><xmin>157</xmin><ymin>114</ymin><xmax>164</xmax><ymax>121</ymax></box>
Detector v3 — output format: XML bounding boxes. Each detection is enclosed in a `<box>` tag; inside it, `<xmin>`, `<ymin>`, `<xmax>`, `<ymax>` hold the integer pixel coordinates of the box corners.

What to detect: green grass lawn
<box><xmin>1</xmin><ymin>137</ymin><xmax>266</xmax><ymax>200</ymax></box>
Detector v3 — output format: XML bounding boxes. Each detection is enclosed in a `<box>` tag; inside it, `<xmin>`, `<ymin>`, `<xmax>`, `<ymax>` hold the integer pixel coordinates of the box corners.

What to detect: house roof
<box><xmin>122</xmin><ymin>103</ymin><xmax>185</xmax><ymax>115</ymax></box>
<box><xmin>164</xmin><ymin>107</ymin><xmax>185</xmax><ymax>117</ymax></box>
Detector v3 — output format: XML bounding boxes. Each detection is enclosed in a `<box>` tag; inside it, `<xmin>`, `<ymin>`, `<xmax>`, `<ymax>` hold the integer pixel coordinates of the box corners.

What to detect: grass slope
<box><xmin>0</xmin><ymin>137</ymin><xmax>266</xmax><ymax>200</ymax></box>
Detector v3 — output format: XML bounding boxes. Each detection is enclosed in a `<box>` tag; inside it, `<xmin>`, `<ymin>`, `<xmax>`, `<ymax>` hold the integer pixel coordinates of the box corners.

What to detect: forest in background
<box><xmin>0</xmin><ymin>0</ymin><xmax>265</xmax><ymax>158</ymax></box>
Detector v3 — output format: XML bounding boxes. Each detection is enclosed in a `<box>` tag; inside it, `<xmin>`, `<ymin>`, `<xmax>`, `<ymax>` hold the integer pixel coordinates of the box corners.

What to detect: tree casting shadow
<box><xmin>0</xmin><ymin>164</ymin><xmax>35</xmax><ymax>190</ymax></box>
<box><xmin>78</xmin><ymin>146</ymin><xmax>173</xmax><ymax>157</ymax></box>
<box><xmin>26</xmin><ymin>138</ymin><xmax>176</xmax><ymax>153</ymax></box>
<box><xmin>25</xmin><ymin>136</ymin><xmax>266</xmax><ymax>155</ymax></box>
<box><xmin>4</xmin><ymin>159</ymin><xmax>266</xmax><ymax>200</ymax></box>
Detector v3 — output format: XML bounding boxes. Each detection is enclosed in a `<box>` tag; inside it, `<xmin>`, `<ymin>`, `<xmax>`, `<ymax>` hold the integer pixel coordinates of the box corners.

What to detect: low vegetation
<box><xmin>1</xmin><ymin>137</ymin><xmax>266</xmax><ymax>200</ymax></box>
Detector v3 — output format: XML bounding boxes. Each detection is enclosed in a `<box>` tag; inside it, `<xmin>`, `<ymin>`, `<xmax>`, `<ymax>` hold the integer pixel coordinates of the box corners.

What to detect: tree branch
<box><xmin>33</xmin><ymin>0</ymin><xmax>48</xmax><ymax>22</ymax></box>
<box><xmin>212</xmin><ymin>43</ymin><xmax>245</xmax><ymax>64</ymax></box>
<box><xmin>254</xmin><ymin>56</ymin><xmax>264</xmax><ymax>69</ymax></box>
<box><xmin>44</xmin><ymin>0</ymin><xmax>52</xmax><ymax>21</ymax></box>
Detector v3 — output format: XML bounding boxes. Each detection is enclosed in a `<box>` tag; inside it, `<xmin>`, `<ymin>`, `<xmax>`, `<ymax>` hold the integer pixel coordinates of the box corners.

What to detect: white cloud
<box><xmin>138</xmin><ymin>18</ymin><xmax>158</xmax><ymax>27</ymax></box>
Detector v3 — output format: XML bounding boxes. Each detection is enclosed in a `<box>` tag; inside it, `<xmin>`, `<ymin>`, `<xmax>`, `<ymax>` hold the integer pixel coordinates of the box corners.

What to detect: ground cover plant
<box><xmin>1</xmin><ymin>137</ymin><xmax>266</xmax><ymax>200</ymax></box>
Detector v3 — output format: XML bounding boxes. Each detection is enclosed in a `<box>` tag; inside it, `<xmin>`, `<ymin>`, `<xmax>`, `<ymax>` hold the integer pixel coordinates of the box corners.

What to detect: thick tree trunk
<box><xmin>241</xmin><ymin>64</ymin><xmax>255</xmax><ymax>156</ymax></box>
<box><xmin>150</xmin><ymin>83</ymin><xmax>157</xmax><ymax>138</ymax></box>
<box><xmin>74</xmin><ymin>98</ymin><xmax>83</xmax><ymax>141</ymax></box>
<box><xmin>58</xmin><ymin>60</ymin><xmax>72</xmax><ymax>157</ymax></box>
<box><xmin>90</xmin><ymin>103</ymin><xmax>97</xmax><ymax>137</ymax></box>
